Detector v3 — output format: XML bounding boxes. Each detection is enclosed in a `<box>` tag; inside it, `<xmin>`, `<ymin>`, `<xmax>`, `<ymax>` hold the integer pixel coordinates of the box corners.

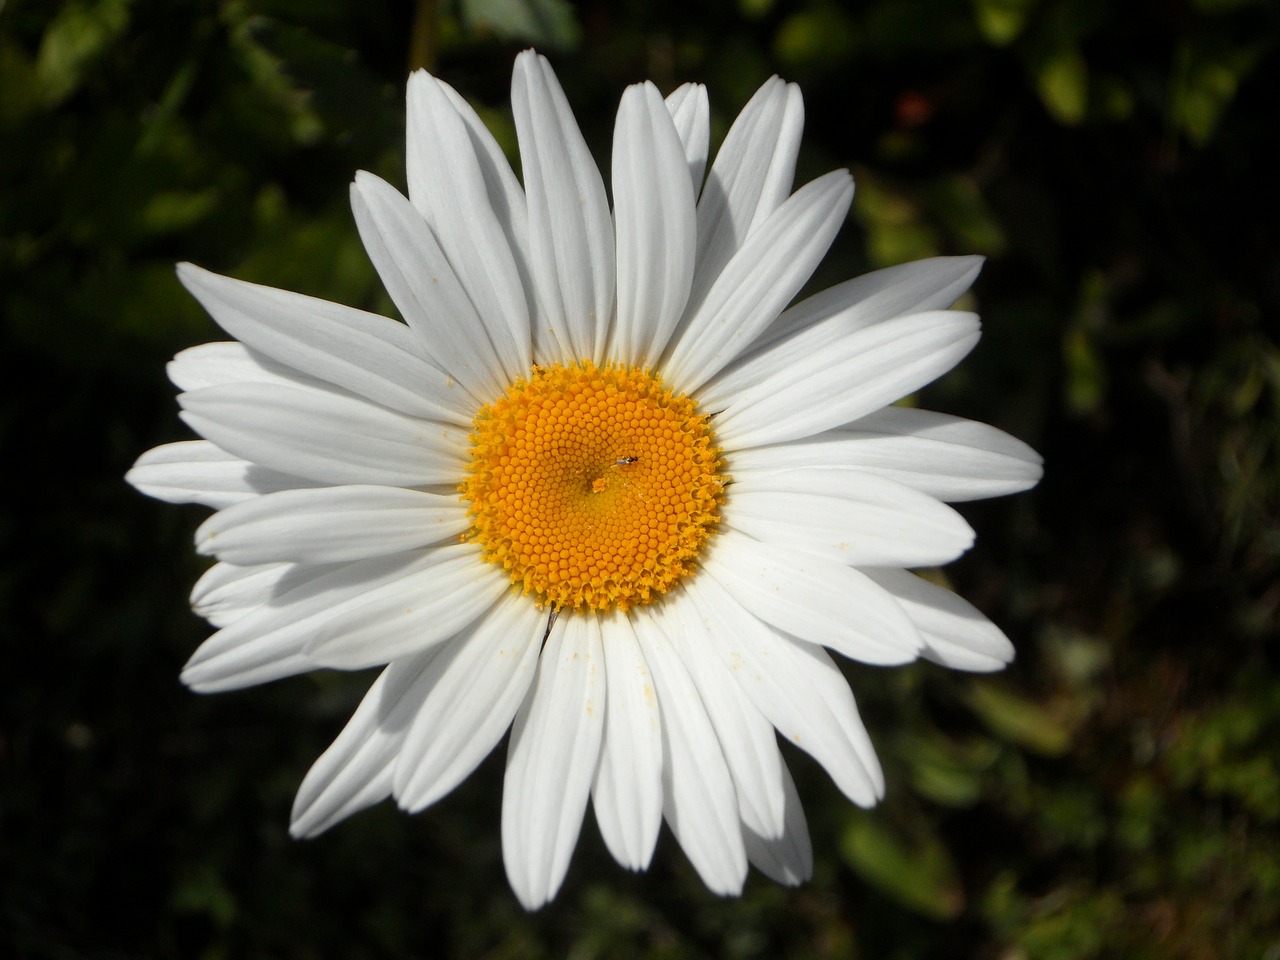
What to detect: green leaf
<box><xmin>839</xmin><ymin>814</ymin><xmax>964</xmax><ymax>920</ymax></box>
<box><xmin>459</xmin><ymin>0</ymin><xmax>581</xmax><ymax>51</ymax></box>
<box><xmin>1171</xmin><ymin>38</ymin><xmax>1264</xmax><ymax>146</ymax></box>
<box><xmin>928</xmin><ymin>176</ymin><xmax>1007</xmax><ymax>256</ymax></box>
<box><xmin>35</xmin><ymin>0</ymin><xmax>131</xmax><ymax>107</ymax></box>
<box><xmin>854</xmin><ymin>173</ymin><xmax>941</xmax><ymax>268</ymax></box>
<box><xmin>965</xmin><ymin>682</ymin><xmax>1073</xmax><ymax>757</ymax></box>
<box><xmin>1033</xmin><ymin>44</ymin><xmax>1088</xmax><ymax>125</ymax></box>
<box><xmin>225</xmin><ymin>8</ymin><xmax>325</xmax><ymax>147</ymax></box>
<box><xmin>171</xmin><ymin>865</ymin><xmax>237</xmax><ymax>928</ymax></box>
<box><xmin>898</xmin><ymin>731</ymin><xmax>1001</xmax><ymax>808</ymax></box>
<box><xmin>774</xmin><ymin>7</ymin><xmax>857</xmax><ymax>70</ymax></box>
<box><xmin>136</xmin><ymin>189</ymin><xmax>220</xmax><ymax>237</ymax></box>
<box><xmin>739</xmin><ymin>0</ymin><xmax>776</xmax><ymax>19</ymax></box>
<box><xmin>1063</xmin><ymin>322</ymin><xmax>1105</xmax><ymax>417</ymax></box>
<box><xmin>972</xmin><ymin>0</ymin><xmax>1037</xmax><ymax>46</ymax></box>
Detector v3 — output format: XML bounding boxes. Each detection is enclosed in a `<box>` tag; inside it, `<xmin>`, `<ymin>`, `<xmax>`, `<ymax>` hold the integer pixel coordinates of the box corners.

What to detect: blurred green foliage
<box><xmin>3</xmin><ymin>0</ymin><xmax>1279</xmax><ymax>957</ymax></box>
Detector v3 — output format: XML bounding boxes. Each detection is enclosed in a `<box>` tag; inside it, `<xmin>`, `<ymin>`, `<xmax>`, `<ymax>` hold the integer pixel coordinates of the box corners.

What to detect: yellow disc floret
<box><xmin>462</xmin><ymin>361</ymin><xmax>725</xmax><ymax>612</ymax></box>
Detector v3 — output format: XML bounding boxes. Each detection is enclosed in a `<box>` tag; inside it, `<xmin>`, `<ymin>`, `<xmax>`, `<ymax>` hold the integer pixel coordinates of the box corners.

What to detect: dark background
<box><xmin>3</xmin><ymin>0</ymin><xmax>1279</xmax><ymax>957</ymax></box>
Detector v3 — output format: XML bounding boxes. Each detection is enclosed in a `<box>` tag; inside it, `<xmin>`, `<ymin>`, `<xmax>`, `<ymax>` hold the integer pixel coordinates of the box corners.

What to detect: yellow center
<box><xmin>462</xmin><ymin>361</ymin><xmax>725</xmax><ymax>612</ymax></box>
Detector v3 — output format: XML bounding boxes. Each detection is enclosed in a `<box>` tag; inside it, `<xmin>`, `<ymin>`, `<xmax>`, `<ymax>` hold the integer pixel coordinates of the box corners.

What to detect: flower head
<box><xmin>128</xmin><ymin>50</ymin><xmax>1042</xmax><ymax>909</ymax></box>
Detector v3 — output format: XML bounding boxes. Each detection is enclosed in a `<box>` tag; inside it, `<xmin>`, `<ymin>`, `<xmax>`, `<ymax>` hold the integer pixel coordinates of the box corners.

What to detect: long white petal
<box><xmin>302</xmin><ymin>544</ymin><xmax>508</xmax><ymax>670</ymax></box>
<box><xmin>664</xmin><ymin>83</ymin><xmax>709</xmax><ymax>198</ymax></box>
<box><xmin>176</xmin><ymin>263</ymin><xmax>471</xmax><ymax>423</ymax></box>
<box><xmin>502</xmin><ymin>613</ymin><xmax>606</xmax><ymax>910</ymax></box>
<box><xmin>726</xmin><ymin>469</ymin><xmax>975</xmax><ymax>567</ymax></box>
<box><xmin>664</xmin><ymin>170</ymin><xmax>853</xmax><ymax>393</ymax></box>
<box><xmin>412</xmin><ymin>75</ymin><xmax>536</xmax><ymax>314</ymax></box>
<box><xmin>743</xmin><ymin>758</ymin><xmax>813</xmax><ymax>885</ymax></box>
<box><xmin>512</xmin><ymin>50</ymin><xmax>614</xmax><ymax>363</ymax></box>
<box><xmin>350</xmin><ymin>171</ymin><xmax>512</xmax><ymax>401</ymax></box>
<box><xmin>713</xmin><ymin>310</ymin><xmax>981</xmax><ymax>450</ymax></box>
<box><xmin>661</xmin><ymin>593</ymin><xmax>787</xmax><ymax>840</ymax></box>
<box><xmin>178</xmin><ymin>380</ymin><xmax>467</xmax><ymax>487</ymax></box>
<box><xmin>697</xmin><ymin>255</ymin><xmax>984</xmax><ymax>409</ymax></box>
<box><xmin>687</xmin><ymin>77</ymin><xmax>803</xmax><ymax>316</ymax></box>
<box><xmin>126</xmin><ymin>440</ymin><xmax>315</xmax><ymax>510</ymax></box>
<box><xmin>289</xmin><ymin>649</ymin><xmax>444</xmax><ymax>838</ymax></box>
<box><xmin>404</xmin><ymin>70</ymin><xmax>533</xmax><ymax>380</ymax></box>
<box><xmin>440</xmin><ymin>82</ymin><xmax>538</xmax><ymax>296</ymax></box>
<box><xmin>180</xmin><ymin>552</ymin><xmax>435</xmax><ymax>692</ymax></box>
<box><xmin>633</xmin><ymin>608</ymin><xmax>747</xmax><ymax>897</ymax></box>
<box><xmin>195</xmin><ymin>485</ymin><xmax>469</xmax><ymax>566</ymax></box>
<box><xmin>591</xmin><ymin>611</ymin><xmax>664</xmax><ymax>871</ymax></box>
<box><xmin>610</xmin><ymin>81</ymin><xmax>697</xmax><ymax>367</ymax></box>
<box><xmin>189</xmin><ymin>560</ymin><xmax>297</xmax><ymax>627</ymax></box>
<box><xmin>166</xmin><ymin>341</ymin><xmax>300</xmax><ymax>392</ymax></box>
<box><xmin>778</xmin><ymin>254</ymin><xmax>982</xmax><ymax>337</ymax></box>
<box><xmin>728</xmin><ymin>406</ymin><xmax>1043</xmax><ymax>502</ymax></box>
<box><xmin>393</xmin><ymin>593</ymin><xmax>545</xmax><ymax>811</ymax></box>
<box><xmin>704</xmin><ymin>529</ymin><xmax>923</xmax><ymax>666</ymax></box>
<box><xmin>865</xmin><ymin>568</ymin><xmax>1016</xmax><ymax>672</ymax></box>
<box><xmin>684</xmin><ymin>573</ymin><xmax>884</xmax><ymax>805</ymax></box>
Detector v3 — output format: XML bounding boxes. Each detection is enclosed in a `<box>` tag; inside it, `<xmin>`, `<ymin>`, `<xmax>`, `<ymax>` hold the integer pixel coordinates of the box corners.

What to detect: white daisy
<box><xmin>127</xmin><ymin>50</ymin><xmax>1042</xmax><ymax>909</ymax></box>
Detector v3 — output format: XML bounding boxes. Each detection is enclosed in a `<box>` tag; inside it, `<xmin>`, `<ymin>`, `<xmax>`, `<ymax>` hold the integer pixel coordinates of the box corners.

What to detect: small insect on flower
<box><xmin>127</xmin><ymin>49</ymin><xmax>1042</xmax><ymax>910</ymax></box>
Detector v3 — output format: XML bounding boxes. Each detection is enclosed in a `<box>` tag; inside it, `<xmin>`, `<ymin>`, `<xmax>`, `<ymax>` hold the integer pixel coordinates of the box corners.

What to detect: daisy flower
<box><xmin>127</xmin><ymin>50</ymin><xmax>1042</xmax><ymax>909</ymax></box>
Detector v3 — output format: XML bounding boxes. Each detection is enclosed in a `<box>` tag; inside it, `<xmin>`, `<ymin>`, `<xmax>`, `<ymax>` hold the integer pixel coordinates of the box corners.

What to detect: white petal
<box><xmin>126</xmin><ymin>440</ymin><xmax>315</xmax><ymax>510</ymax></box>
<box><xmin>687</xmin><ymin>77</ymin><xmax>804</xmax><ymax>317</ymax></box>
<box><xmin>350</xmin><ymin>171</ymin><xmax>513</xmax><ymax>401</ymax></box>
<box><xmin>713</xmin><ymin>310</ymin><xmax>982</xmax><ymax>450</ymax></box>
<box><xmin>684</xmin><ymin>573</ymin><xmax>884</xmax><ymax>805</ymax></box>
<box><xmin>610</xmin><ymin>81</ymin><xmax>697</xmax><ymax>367</ymax></box>
<box><xmin>781</xmin><ymin>254</ymin><xmax>981</xmax><ymax>333</ymax></box>
<box><xmin>416</xmin><ymin>76</ymin><xmax>536</xmax><ymax>317</ymax></box>
<box><xmin>180</xmin><ymin>552</ymin><xmax>434</xmax><ymax>692</ymax></box>
<box><xmin>664</xmin><ymin>170</ymin><xmax>853</xmax><ymax>393</ymax></box>
<box><xmin>195</xmin><ymin>485</ymin><xmax>469</xmax><ymax>565</ymax></box>
<box><xmin>290</xmin><ymin>650</ymin><xmax>445</xmax><ymax>838</ymax></box>
<box><xmin>393</xmin><ymin>592</ymin><xmax>545</xmax><ymax>811</ymax></box>
<box><xmin>697</xmin><ymin>255</ymin><xmax>984</xmax><ymax>410</ymax></box>
<box><xmin>726</xmin><ymin>469</ymin><xmax>975</xmax><ymax>567</ymax></box>
<box><xmin>167</xmin><ymin>341</ymin><xmax>299</xmax><ymax>392</ymax></box>
<box><xmin>178</xmin><ymin>380</ymin><xmax>467</xmax><ymax>487</ymax></box>
<box><xmin>512</xmin><ymin>50</ymin><xmax>615</xmax><ymax>362</ymax></box>
<box><xmin>404</xmin><ymin>70</ymin><xmax>533</xmax><ymax>379</ymax></box>
<box><xmin>590</xmin><ymin>611</ymin><xmax>664</xmax><ymax>871</ymax></box>
<box><xmin>706</xmin><ymin>530</ymin><xmax>923</xmax><ymax>666</ymax></box>
<box><xmin>302</xmin><ymin>543</ymin><xmax>508</xmax><ymax>670</ymax></box>
<box><xmin>865</xmin><ymin>568</ymin><xmax>1016</xmax><ymax>672</ymax></box>
<box><xmin>728</xmin><ymin>407</ymin><xmax>1043</xmax><ymax>502</ymax></box>
<box><xmin>502</xmin><ymin>613</ymin><xmax>606</xmax><ymax>910</ymax></box>
<box><xmin>189</xmin><ymin>560</ymin><xmax>296</xmax><ymax>627</ymax></box>
<box><xmin>176</xmin><ymin>263</ymin><xmax>471</xmax><ymax>423</ymax></box>
<box><xmin>633</xmin><ymin>608</ymin><xmax>748</xmax><ymax>897</ymax></box>
<box><xmin>664</xmin><ymin>82</ymin><xmax>709</xmax><ymax>201</ymax></box>
<box><xmin>661</xmin><ymin>593</ymin><xmax>787</xmax><ymax>840</ymax></box>
<box><xmin>743</xmin><ymin>758</ymin><xmax>813</xmax><ymax>885</ymax></box>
